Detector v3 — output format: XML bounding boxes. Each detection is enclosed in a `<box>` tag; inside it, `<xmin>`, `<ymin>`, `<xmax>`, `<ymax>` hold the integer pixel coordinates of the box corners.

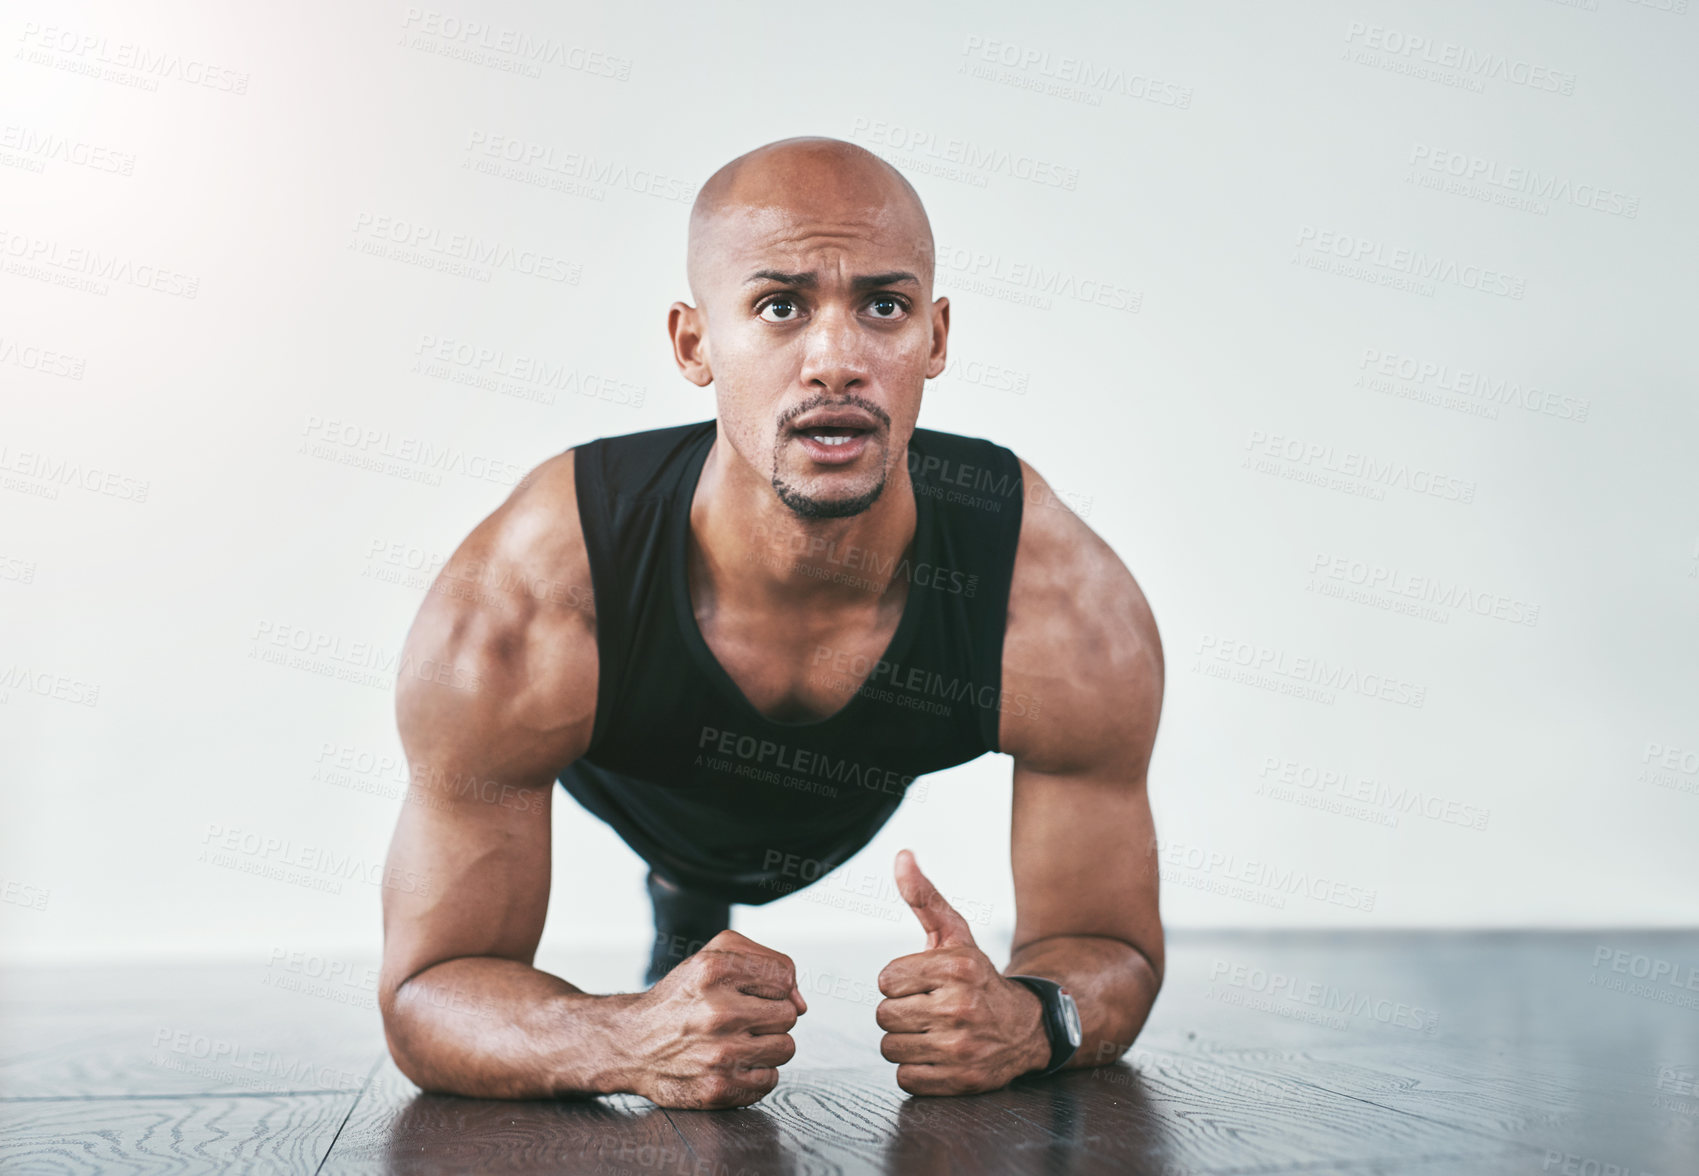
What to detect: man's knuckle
<box><xmin>942</xmin><ymin>954</ymin><xmax>977</xmax><ymax>981</ymax></box>
<box><xmin>699</xmin><ymin>1074</ymin><xmax>739</xmax><ymax>1105</ymax></box>
<box><xmin>741</xmin><ymin>952</ymin><xmax>783</xmax><ymax>983</ymax></box>
<box><xmin>896</xmin><ymin>1064</ymin><xmax>929</xmax><ymax>1094</ymax></box>
<box><xmin>704</xmin><ymin>1042</ymin><xmax>741</xmax><ymax>1071</ymax></box>
<box><xmin>698</xmin><ymin>952</ymin><xmax>734</xmax><ymax>982</ymax></box>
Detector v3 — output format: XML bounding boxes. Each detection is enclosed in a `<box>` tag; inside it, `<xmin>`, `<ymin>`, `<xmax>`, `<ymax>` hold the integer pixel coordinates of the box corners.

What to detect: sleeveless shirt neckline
<box><xmin>668</xmin><ymin>423</ymin><xmax>936</xmax><ymax>731</ymax></box>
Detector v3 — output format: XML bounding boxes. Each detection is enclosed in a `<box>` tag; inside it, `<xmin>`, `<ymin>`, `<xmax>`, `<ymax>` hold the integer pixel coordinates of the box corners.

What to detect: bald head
<box><xmin>686</xmin><ymin>137</ymin><xmax>934</xmax><ymax>306</ymax></box>
<box><xmin>665</xmin><ymin>137</ymin><xmax>951</xmax><ymax>521</ymax></box>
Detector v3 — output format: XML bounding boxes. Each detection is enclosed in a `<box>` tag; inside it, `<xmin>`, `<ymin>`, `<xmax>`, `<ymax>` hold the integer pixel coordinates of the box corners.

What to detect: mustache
<box><xmin>778</xmin><ymin>394</ymin><xmax>890</xmax><ymax>432</ymax></box>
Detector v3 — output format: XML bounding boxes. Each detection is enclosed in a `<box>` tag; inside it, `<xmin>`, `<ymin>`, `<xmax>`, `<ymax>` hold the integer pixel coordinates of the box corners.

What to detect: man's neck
<box><xmin>688</xmin><ymin>435</ymin><xmax>918</xmax><ymax>612</ymax></box>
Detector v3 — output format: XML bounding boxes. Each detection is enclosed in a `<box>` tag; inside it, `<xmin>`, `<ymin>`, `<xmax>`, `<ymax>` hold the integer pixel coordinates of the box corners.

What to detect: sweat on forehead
<box><xmin>686</xmin><ymin>137</ymin><xmax>934</xmax><ymax>299</ymax></box>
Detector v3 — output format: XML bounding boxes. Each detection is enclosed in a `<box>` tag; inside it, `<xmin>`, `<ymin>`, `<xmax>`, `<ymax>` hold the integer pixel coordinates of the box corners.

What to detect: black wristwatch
<box><xmin>1007</xmin><ymin>974</ymin><xmax>1082</xmax><ymax>1076</ymax></box>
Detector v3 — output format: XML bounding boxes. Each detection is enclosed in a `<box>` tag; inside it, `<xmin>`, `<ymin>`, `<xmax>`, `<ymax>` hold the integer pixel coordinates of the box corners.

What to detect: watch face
<box><xmin>1059</xmin><ymin>991</ymin><xmax>1082</xmax><ymax>1045</ymax></box>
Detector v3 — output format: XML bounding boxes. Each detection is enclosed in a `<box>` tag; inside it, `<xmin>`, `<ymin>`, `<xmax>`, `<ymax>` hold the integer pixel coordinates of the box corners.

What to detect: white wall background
<box><xmin>3</xmin><ymin>0</ymin><xmax>1695</xmax><ymax>967</ymax></box>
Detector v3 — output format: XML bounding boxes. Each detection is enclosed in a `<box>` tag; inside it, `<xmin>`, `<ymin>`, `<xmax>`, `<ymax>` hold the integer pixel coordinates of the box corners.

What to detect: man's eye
<box><xmin>758</xmin><ymin>297</ymin><xmax>800</xmax><ymax>323</ymax></box>
<box><xmin>868</xmin><ymin>296</ymin><xmax>906</xmax><ymax>319</ymax></box>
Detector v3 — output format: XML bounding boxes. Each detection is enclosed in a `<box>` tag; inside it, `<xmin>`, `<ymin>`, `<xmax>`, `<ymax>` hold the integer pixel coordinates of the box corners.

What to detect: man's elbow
<box><xmin>379</xmin><ymin>980</ymin><xmax>467</xmax><ymax>1096</ymax></box>
<box><xmin>1134</xmin><ymin>923</ymin><xmax>1165</xmax><ymax>995</ymax></box>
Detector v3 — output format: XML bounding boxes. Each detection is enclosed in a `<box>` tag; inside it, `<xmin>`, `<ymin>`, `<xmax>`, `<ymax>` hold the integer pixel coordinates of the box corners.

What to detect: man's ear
<box><xmin>924</xmin><ymin>295</ymin><xmax>950</xmax><ymax>380</ymax></box>
<box><xmin>668</xmin><ymin>301</ymin><xmax>713</xmax><ymax>387</ymax></box>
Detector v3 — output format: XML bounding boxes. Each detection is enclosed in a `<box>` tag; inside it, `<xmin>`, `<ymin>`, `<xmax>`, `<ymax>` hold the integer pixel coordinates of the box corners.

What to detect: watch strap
<box><xmin>1006</xmin><ymin>974</ymin><xmax>1079</xmax><ymax>1076</ymax></box>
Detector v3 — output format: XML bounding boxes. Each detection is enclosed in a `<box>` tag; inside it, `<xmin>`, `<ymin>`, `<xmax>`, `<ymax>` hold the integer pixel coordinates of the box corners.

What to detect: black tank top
<box><xmin>559</xmin><ymin>418</ymin><xmax>1025</xmax><ymax>905</ymax></box>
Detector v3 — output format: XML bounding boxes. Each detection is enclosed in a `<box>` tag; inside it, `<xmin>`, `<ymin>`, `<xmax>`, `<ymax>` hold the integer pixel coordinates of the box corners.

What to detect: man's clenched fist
<box><xmin>876</xmin><ymin>849</ymin><xmax>1050</xmax><ymax>1095</ymax></box>
<box><xmin>626</xmin><ymin>929</ymin><xmax>807</xmax><ymax>1109</ymax></box>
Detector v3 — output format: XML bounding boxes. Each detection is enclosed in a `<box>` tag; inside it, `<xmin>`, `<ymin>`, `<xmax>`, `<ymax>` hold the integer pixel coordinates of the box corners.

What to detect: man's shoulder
<box><xmin>997</xmin><ymin>453</ymin><xmax>1164</xmax><ymax>773</ymax></box>
<box><xmin>445</xmin><ymin>415</ymin><xmax>707</xmax><ymax>607</ymax></box>
<box><xmin>461</xmin><ymin>446</ymin><xmax>594</xmax><ymax>609</ymax></box>
<box><xmin>396</xmin><ymin>447</ymin><xmax>601</xmax><ymax>763</ymax></box>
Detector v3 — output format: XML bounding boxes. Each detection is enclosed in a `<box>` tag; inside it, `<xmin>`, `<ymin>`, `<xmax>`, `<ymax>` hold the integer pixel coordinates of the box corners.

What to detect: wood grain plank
<box><xmin>1167</xmin><ymin>1041</ymin><xmax>1697</xmax><ymax>1172</ymax></box>
<box><xmin>0</xmin><ymin>1092</ymin><xmax>359</xmax><ymax>1176</ymax></box>
<box><xmin>0</xmin><ymin>961</ymin><xmax>385</xmax><ymax>1099</ymax></box>
<box><xmin>0</xmin><ymin>1013</ymin><xmax>384</xmax><ymax>1099</ymax></box>
<box><xmin>2</xmin><ymin>934</ymin><xmax>1694</xmax><ymax>1174</ymax></box>
<box><xmin>320</xmin><ymin>1056</ymin><xmax>690</xmax><ymax>1174</ymax></box>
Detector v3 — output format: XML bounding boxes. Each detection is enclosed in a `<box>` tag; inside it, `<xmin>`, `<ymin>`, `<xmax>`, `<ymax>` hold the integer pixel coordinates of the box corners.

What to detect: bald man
<box><xmin>377</xmin><ymin>136</ymin><xmax>1164</xmax><ymax>1109</ymax></box>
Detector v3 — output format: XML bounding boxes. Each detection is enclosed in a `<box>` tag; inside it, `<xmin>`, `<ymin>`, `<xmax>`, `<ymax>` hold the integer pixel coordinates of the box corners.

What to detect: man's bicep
<box><xmin>1005</xmin><ymin>646</ymin><xmax>1165</xmax><ymax>980</ymax></box>
<box><xmin>1009</xmin><ymin>759</ymin><xmax>1162</xmax><ymax>978</ymax></box>
<box><xmin>1000</xmin><ymin>484</ymin><xmax>1165</xmax><ymax>977</ymax></box>
<box><xmin>380</xmin><ymin>581</ymin><xmax>595</xmax><ymax>1008</ymax></box>
<box><xmin>378</xmin><ymin>759</ymin><xmax>554</xmax><ymax>1005</ymax></box>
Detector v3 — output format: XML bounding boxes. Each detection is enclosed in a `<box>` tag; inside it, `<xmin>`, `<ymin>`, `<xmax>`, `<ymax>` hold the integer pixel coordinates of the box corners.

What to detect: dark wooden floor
<box><xmin>3</xmin><ymin>931</ymin><xmax>1695</xmax><ymax>1174</ymax></box>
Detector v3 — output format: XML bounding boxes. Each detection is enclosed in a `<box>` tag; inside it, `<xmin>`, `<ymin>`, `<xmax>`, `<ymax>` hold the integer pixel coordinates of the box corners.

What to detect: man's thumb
<box><xmin>894</xmin><ymin>848</ymin><xmax>975</xmax><ymax>950</ymax></box>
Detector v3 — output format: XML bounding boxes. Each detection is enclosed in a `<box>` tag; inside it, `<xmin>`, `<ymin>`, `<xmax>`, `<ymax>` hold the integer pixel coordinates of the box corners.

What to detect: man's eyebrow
<box><xmin>853</xmin><ymin>271</ymin><xmax>922</xmax><ymax>291</ymax></box>
<box><xmin>742</xmin><ymin>269</ymin><xmax>921</xmax><ymax>291</ymax></box>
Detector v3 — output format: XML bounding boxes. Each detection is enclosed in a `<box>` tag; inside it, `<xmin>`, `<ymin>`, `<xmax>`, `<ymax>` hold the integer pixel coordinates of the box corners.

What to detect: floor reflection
<box><xmin>376</xmin><ymin>1091</ymin><xmax>716</xmax><ymax>1174</ymax></box>
<box><xmin>878</xmin><ymin>1063</ymin><xmax>1182</xmax><ymax>1176</ymax></box>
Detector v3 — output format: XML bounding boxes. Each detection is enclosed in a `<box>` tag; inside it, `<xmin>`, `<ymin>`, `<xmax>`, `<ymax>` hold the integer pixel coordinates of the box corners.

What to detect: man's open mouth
<box><xmin>788</xmin><ymin>416</ymin><xmax>877</xmax><ymax>463</ymax></box>
<box><xmin>794</xmin><ymin>425</ymin><xmax>870</xmax><ymax>447</ymax></box>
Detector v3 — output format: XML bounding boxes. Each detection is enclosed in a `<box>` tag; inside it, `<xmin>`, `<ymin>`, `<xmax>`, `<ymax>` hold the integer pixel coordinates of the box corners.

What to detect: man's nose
<box><xmin>798</xmin><ymin>304</ymin><xmax>870</xmax><ymax>392</ymax></box>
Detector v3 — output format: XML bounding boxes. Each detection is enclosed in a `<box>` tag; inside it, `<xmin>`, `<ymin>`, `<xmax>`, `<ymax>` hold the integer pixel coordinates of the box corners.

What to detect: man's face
<box><xmin>693</xmin><ymin>201</ymin><xmax>944</xmax><ymax>519</ymax></box>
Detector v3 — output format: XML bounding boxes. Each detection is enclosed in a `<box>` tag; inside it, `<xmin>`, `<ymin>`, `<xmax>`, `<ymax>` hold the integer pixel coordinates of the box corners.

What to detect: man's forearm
<box><xmin>383</xmin><ymin>957</ymin><xmax>642</xmax><ymax>1099</ymax></box>
<box><xmin>1003</xmin><ymin>933</ymin><xmax>1161</xmax><ymax>1071</ymax></box>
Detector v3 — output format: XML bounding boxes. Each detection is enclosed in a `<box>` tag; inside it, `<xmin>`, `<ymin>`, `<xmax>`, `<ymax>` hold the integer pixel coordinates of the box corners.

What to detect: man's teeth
<box><xmin>810</xmin><ymin>433</ymin><xmax>854</xmax><ymax>446</ymax></box>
